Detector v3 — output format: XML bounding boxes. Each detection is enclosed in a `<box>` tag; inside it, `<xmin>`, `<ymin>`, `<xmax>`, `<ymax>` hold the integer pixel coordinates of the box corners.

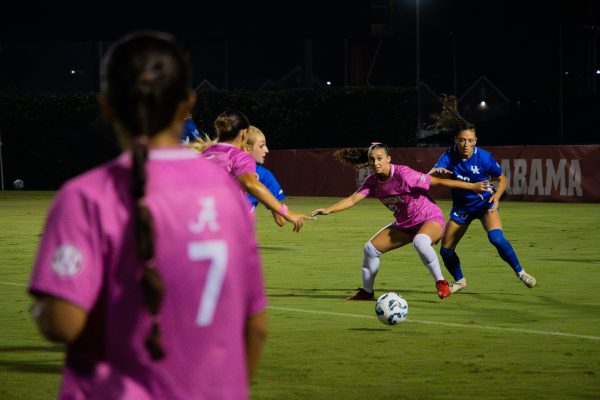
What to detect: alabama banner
<box><xmin>264</xmin><ymin>145</ymin><xmax>600</xmax><ymax>203</ymax></box>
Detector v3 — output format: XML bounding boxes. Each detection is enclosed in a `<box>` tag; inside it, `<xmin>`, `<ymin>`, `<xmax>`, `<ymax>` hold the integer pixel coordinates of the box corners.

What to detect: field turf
<box><xmin>1</xmin><ymin>192</ymin><xmax>599</xmax><ymax>399</ymax></box>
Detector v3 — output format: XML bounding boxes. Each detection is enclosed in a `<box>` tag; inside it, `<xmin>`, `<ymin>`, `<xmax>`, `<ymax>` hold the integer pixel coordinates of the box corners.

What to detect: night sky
<box><xmin>0</xmin><ymin>0</ymin><xmax>597</xmax><ymax>105</ymax></box>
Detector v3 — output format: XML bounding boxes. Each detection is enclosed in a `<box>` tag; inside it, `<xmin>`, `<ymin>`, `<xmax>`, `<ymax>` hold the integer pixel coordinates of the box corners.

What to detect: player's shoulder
<box><xmin>474</xmin><ymin>146</ymin><xmax>494</xmax><ymax>158</ymax></box>
<box><xmin>394</xmin><ymin>163</ymin><xmax>418</xmax><ymax>175</ymax></box>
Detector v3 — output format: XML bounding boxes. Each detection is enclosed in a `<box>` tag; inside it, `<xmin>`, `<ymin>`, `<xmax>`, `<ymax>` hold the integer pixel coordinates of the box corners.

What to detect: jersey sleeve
<box><xmin>399</xmin><ymin>165</ymin><xmax>431</xmax><ymax>192</ymax></box>
<box><xmin>28</xmin><ymin>185</ymin><xmax>104</xmax><ymax>312</ymax></box>
<box><xmin>433</xmin><ymin>150</ymin><xmax>451</xmax><ymax>169</ymax></box>
<box><xmin>231</xmin><ymin>151</ymin><xmax>257</xmax><ymax>178</ymax></box>
<box><xmin>486</xmin><ymin>152</ymin><xmax>503</xmax><ymax>178</ymax></box>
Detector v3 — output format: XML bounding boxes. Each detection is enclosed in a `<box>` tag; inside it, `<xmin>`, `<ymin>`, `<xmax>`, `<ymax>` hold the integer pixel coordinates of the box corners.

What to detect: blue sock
<box><xmin>440</xmin><ymin>247</ymin><xmax>463</xmax><ymax>281</ymax></box>
<box><xmin>487</xmin><ymin>229</ymin><xmax>522</xmax><ymax>273</ymax></box>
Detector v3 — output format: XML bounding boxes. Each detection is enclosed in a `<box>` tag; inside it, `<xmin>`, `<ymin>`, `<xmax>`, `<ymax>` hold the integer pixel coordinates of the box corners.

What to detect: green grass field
<box><xmin>1</xmin><ymin>192</ymin><xmax>599</xmax><ymax>399</ymax></box>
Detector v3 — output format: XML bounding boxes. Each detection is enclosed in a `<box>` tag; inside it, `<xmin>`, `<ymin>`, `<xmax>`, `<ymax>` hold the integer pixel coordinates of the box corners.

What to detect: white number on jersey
<box><xmin>188</xmin><ymin>240</ymin><xmax>229</xmax><ymax>327</ymax></box>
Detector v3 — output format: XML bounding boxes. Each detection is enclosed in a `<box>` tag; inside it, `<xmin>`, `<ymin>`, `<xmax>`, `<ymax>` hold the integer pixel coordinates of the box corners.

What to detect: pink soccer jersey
<box><xmin>357</xmin><ymin>164</ymin><xmax>446</xmax><ymax>230</ymax></box>
<box><xmin>202</xmin><ymin>143</ymin><xmax>256</xmax><ymax>202</ymax></box>
<box><xmin>29</xmin><ymin>147</ymin><xmax>267</xmax><ymax>400</ymax></box>
<box><xmin>202</xmin><ymin>142</ymin><xmax>256</xmax><ymax>178</ymax></box>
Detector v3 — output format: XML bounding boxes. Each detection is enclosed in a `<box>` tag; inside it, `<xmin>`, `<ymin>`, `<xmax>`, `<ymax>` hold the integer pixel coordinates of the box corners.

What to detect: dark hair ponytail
<box><xmin>334</xmin><ymin>148</ymin><xmax>369</xmax><ymax>168</ymax></box>
<box><xmin>214</xmin><ymin>109</ymin><xmax>250</xmax><ymax>142</ymax></box>
<box><xmin>132</xmin><ymin>137</ymin><xmax>165</xmax><ymax>360</ymax></box>
<box><xmin>101</xmin><ymin>30</ymin><xmax>191</xmax><ymax>360</ymax></box>
<box><xmin>334</xmin><ymin>142</ymin><xmax>389</xmax><ymax>169</ymax></box>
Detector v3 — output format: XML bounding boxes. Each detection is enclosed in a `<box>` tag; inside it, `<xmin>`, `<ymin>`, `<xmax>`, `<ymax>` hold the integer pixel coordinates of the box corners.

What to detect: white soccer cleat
<box><xmin>450</xmin><ymin>278</ymin><xmax>467</xmax><ymax>293</ymax></box>
<box><xmin>517</xmin><ymin>271</ymin><xmax>537</xmax><ymax>288</ymax></box>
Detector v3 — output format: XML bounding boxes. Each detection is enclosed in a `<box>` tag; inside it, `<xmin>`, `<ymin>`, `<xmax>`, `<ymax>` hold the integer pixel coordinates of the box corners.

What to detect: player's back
<box><xmin>50</xmin><ymin>148</ymin><xmax>265</xmax><ymax>399</ymax></box>
<box><xmin>115</xmin><ymin>149</ymin><xmax>263</xmax><ymax>399</ymax></box>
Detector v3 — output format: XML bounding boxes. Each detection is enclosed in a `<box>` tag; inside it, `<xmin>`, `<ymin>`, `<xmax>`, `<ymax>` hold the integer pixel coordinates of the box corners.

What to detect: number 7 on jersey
<box><xmin>188</xmin><ymin>240</ymin><xmax>228</xmax><ymax>327</ymax></box>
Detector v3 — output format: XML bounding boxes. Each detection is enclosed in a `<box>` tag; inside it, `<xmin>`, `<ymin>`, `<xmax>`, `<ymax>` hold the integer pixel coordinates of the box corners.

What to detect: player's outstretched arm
<box><xmin>311</xmin><ymin>192</ymin><xmax>366</xmax><ymax>217</ymax></box>
<box><xmin>430</xmin><ymin>176</ymin><xmax>493</xmax><ymax>198</ymax></box>
<box><xmin>239</xmin><ymin>173</ymin><xmax>315</xmax><ymax>232</ymax></box>
<box><xmin>270</xmin><ymin>209</ymin><xmax>287</xmax><ymax>226</ymax></box>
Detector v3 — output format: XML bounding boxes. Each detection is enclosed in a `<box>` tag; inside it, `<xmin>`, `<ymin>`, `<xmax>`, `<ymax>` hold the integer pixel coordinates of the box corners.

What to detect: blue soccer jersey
<box><xmin>434</xmin><ymin>146</ymin><xmax>503</xmax><ymax>214</ymax></box>
<box><xmin>247</xmin><ymin>164</ymin><xmax>285</xmax><ymax>209</ymax></box>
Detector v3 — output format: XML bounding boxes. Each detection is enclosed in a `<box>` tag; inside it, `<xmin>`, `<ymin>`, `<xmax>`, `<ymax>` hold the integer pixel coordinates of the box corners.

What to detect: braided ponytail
<box><xmin>132</xmin><ymin>137</ymin><xmax>166</xmax><ymax>360</ymax></box>
<box><xmin>102</xmin><ymin>30</ymin><xmax>191</xmax><ymax>361</ymax></box>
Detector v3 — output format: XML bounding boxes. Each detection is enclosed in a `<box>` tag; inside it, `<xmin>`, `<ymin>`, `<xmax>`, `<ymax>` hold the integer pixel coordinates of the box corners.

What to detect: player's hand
<box><xmin>487</xmin><ymin>194</ymin><xmax>500</xmax><ymax>212</ymax></box>
<box><xmin>311</xmin><ymin>208</ymin><xmax>330</xmax><ymax>217</ymax></box>
<box><xmin>284</xmin><ymin>209</ymin><xmax>316</xmax><ymax>232</ymax></box>
<box><xmin>472</xmin><ymin>180</ymin><xmax>494</xmax><ymax>199</ymax></box>
<box><xmin>428</xmin><ymin>167</ymin><xmax>454</xmax><ymax>177</ymax></box>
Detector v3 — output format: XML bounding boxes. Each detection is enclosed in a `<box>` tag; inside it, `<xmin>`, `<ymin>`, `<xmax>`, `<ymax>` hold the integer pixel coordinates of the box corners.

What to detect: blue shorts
<box><xmin>449</xmin><ymin>202</ymin><xmax>496</xmax><ymax>225</ymax></box>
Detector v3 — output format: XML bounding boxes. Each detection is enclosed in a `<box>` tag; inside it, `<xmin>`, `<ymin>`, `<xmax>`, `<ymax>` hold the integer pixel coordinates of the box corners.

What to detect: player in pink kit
<box><xmin>311</xmin><ymin>143</ymin><xmax>492</xmax><ymax>300</ymax></box>
<box><xmin>28</xmin><ymin>31</ymin><xmax>267</xmax><ymax>399</ymax></box>
<box><xmin>201</xmin><ymin>109</ymin><xmax>313</xmax><ymax>232</ymax></box>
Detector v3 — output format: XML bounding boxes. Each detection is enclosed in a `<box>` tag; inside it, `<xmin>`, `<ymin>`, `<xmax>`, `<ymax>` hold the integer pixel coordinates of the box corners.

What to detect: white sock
<box><xmin>413</xmin><ymin>233</ymin><xmax>444</xmax><ymax>281</ymax></box>
<box><xmin>362</xmin><ymin>241</ymin><xmax>381</xmax><ymax>293</ymax></box>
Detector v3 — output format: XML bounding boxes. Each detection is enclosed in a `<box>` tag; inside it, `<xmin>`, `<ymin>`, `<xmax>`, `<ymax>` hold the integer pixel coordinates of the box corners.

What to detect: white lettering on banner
<box><xmin>545</xmin><ymin>159</ymin><xmax>567</xmax><ymax>195</ymax></box>
<box><xmin>511</xmin><ymin>159</ymin><xmax>528</xmax><ymax>195</ymax></box>
<box><xmin>528</xmin><ymin>159</ymin><xmax>543</xmax><ymax>195</ymax></box>
<box><xmin>567</xmin><ymin>160</ymin><xmax>582</xmax><ymax>196</ymax></box>
<box><xmin>501</xmin><ymin>159</ymin><xmax>582</xmax><ymax>197</ymax></box>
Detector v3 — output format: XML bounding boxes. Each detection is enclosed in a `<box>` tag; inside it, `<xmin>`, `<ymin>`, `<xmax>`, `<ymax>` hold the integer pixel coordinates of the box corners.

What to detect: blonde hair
<box><xmin>245</xmin><ymin>125</ymin><xmax>265</xmax><ymax>151</ymax></box>
<box><xmin>184</xmin><ymin>135</ymin><xmax>217</xmax><ymax>153</ymax></box>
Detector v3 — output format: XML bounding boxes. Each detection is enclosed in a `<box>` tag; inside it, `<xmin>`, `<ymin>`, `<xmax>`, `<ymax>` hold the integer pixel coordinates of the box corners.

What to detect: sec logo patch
<box><xmin>51</xmin><ymin>244</ymin><xmax>83</xmax><ymax>277</ymax></box>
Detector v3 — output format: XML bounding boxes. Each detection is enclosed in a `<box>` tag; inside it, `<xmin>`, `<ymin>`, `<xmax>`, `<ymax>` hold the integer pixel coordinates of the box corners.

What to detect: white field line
<box><xmin>0</xmin><ymin>280</ymin><xmax>27</xmax><ymax>287</ymax></box>
<box><xmin>268</xmin><ymin>305</ymin><xmax>600</xmax><ymax>341</ymax></box>
<box><xmin>5</xmin><ymin>279</ymin><xmax>598</xmax><ymax>342</ymax></box>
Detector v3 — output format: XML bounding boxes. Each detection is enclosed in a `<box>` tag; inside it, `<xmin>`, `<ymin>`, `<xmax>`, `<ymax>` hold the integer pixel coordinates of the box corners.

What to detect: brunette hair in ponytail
<box><xmin>334</xmin><ymin>142</ymin><xmax>389</xmax><ymax>169</ymax></box>
<box><xmin>427</xmin><ymin>94</ymin><xmax>475</xmax><ymax>133</ymax></box>
<box><xmin>101</xmin><ymin>30</ymin><xmax>191</xmax><ymax>360</ymax></box>
<box><xmin>213</xmin><ymin>109</ymin><xmax>250</xmax><ymax>142</ymax></box>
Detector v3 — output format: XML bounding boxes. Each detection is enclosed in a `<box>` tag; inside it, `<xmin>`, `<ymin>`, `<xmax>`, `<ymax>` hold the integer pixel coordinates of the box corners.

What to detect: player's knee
<box><xmin>487</xmin><ymin>229</ymin><xmax>507</xmax><ymax>247</ymax></box>
<box><xmin>364</xmin><ymin>241</ymin><xmax>381</xmax><ymax>258</ymax></box>
<box><xmin>412</xmin><ymin>233</ymin><xmax>432</xmax><ymax>250</ymax></box>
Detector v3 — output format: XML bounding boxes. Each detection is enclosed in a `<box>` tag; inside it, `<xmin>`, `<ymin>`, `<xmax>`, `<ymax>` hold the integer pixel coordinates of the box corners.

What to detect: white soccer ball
<box><xmin>13</xmin><ymin>179</ymin><xmax>24</xmax><ymax>190</ymax></box>
<box><xmin>375</xmin><ymin>292</ymin><xmax>408</xmax><ymax>325</ymax></box>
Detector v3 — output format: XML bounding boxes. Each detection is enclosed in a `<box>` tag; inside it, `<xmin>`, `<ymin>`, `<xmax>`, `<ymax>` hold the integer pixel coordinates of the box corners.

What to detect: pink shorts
<box><xmin>392</xmin><ymin>208</ymin><xmax>446</xmax><ymax>235</ymax></box>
